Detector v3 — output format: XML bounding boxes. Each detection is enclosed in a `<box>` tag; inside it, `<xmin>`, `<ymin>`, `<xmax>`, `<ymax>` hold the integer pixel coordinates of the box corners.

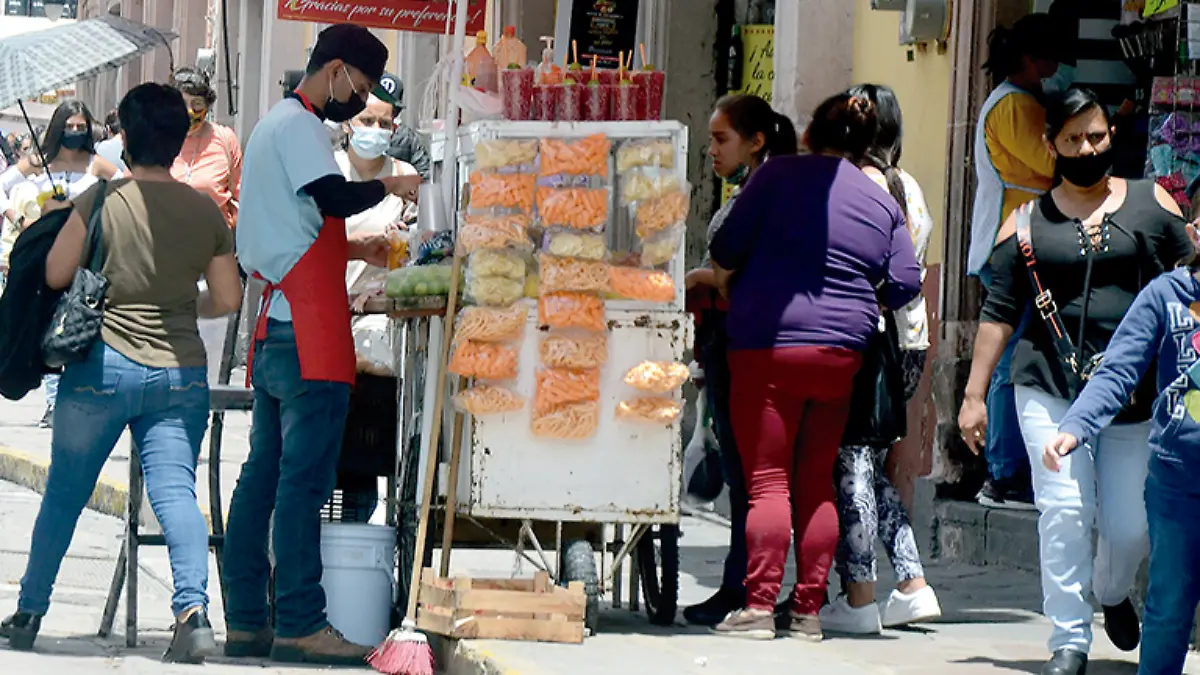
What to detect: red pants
<box><xmin>729</xmin><ymin>345</ymin><xmax>862</xmax><ymax>614</ymax></box>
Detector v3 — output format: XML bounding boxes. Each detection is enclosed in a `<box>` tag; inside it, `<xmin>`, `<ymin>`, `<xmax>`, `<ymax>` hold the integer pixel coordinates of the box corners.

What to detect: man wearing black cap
<box><xmin>377</xmin><ymin>73</ymin><xmax>431</xmax><ymax>179</ymax></box>
<box><xmin>223</xmin><ymin>24</ymin><xmax>421</xmax><ymax>665</ymax></box>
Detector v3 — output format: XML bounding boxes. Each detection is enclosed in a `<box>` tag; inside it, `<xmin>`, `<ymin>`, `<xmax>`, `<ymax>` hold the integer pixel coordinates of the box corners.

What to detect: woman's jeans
<box><xmin>1139</xmin><ymin>457</ymin><xmax>1200</xmax><ymax>675</ymax></box>
<box><xmin>700</xmin><ymin>319</ymin><xmax>747</xmax><ymax>598</ymax></box>
<box><xmin>19</xmin><ymin>343</ymin><xmax>210</xmax><ymax>617</ymax></box>
<box><xmin>223</xmin><ymin>320</ymin><xmax>351</xmax><ymax>639</ymax></box>
<box><xmin>729</xmin><ymin>346</ymin><xmax>861</xmax><ymax>614</ymax></box>
<box><xmin>1015</xmin><ymin>386</ymin><xmax>1150</xmax><ymax>654</ymax></box>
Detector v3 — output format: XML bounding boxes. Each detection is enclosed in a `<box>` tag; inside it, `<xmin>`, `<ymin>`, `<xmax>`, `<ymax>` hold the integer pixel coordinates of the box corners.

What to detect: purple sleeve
<box><xmin>709</xmin><ymin>159</ymin><xmax>779</xmax><ymax>271</ymax></box>
<box><xmin>878</xmin><ymin>204</ymin><xmax>922</xmax><ymax>310</ymax></box>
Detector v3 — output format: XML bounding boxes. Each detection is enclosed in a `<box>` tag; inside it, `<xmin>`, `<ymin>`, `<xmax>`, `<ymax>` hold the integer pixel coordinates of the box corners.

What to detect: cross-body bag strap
<box><xmin>1014</xmin><ymin>202</ymin><xmax>1082</xmax><ymax>378</ymax></box>
<box><xmin>79</xmin><ymin>180</ymin><xmax>108</xmax><ymax>272</ymax></box>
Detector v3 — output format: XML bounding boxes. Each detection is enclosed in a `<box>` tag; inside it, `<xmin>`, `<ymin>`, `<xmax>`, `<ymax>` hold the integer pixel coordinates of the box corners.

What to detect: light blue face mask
<box><xmin>1042</xmin><ymin>63</ymin><xmax>1077</xmax><ymax>95</ymax></box>
<box><xmin>725</xmin><ymin>163</ymin><xmax>751</xmax><ymax>187</ymax></box>
<box><xmin>349</xmin><ymin>126</ymin><xmax>392</xmax><ymax>160</ymax></box>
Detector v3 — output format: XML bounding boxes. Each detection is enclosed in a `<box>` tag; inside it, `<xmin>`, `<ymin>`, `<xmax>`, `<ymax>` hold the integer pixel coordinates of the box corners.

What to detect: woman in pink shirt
<box><xmin>169</xmin><ymin>67</ymin><xmax>242</xmax><ymax>229</ymax></box>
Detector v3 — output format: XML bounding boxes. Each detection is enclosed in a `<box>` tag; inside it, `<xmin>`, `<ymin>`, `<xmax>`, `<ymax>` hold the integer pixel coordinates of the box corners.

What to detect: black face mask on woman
<box><xmin>59</xmin><ymin>129</ymin><xmax>89</xmax><ymax>151</ymax></box>
<box><xmin>1056</xmin><ymin>147</ymin><xmax>1115</xmax><ymax>187</ymax></box>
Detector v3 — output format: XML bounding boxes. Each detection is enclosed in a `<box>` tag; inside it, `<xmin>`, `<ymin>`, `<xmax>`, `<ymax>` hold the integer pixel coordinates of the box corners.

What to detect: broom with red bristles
<box><xmin>367</xmin><ymin>253</ymin><xmax>465</xmax><ymax>675</ymax></box>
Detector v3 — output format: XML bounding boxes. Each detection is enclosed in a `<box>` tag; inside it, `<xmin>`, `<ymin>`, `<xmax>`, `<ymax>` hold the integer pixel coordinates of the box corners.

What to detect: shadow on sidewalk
<box><xmin>956</xmin><ymin>656</ymin><xmax>1137</xmax><ymax>674</ymax></box>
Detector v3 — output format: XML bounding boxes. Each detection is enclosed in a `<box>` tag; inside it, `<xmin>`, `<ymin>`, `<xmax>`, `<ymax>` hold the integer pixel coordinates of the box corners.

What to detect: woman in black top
<box><xmin>959</xmin><ymin>88</ymin><xmax>1193</xmax><ymax>675</ymax></box>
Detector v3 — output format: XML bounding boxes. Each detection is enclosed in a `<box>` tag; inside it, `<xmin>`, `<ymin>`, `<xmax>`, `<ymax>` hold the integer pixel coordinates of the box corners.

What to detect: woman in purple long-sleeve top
<box><xmin>709</xmin><ymin>92</ymin><xmax>922</xmax><ymax>641</ymax></box>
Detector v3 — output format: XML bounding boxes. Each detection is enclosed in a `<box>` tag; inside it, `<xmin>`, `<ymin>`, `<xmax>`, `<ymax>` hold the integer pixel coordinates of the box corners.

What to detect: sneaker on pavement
<box><xmin>778</xmin><ymin>610</ymin><xmax>823</xmax><ymax>642</ymax></box>
<box><xmin>1101</xmin><ymin>598</ymin><xmax>1140</xmax><ymax>652</ymax></box>
<box><xmin>882</xmin><ymin>586</ymin><xmax>942</xmax><ymax>627</ymax></box>
<box><xmin>818</xmin><ymin>595</ymin><xmax>882</xmax><ymax>635</ymax></box>
<box><xmin>712</xmin><ymin>608</ymin><xmax>776</xmax><ymax>641</ymax></box>
<box><xmin>270</xmin><ymin>625</ymin><xmax>371</xmax><ymax>665</ymax></box>
<box><xmin>225</xmin><ymin>626</ymin><xmax>274</xmax><ymax>658</ymax></box>
<box><xmin>1041</xmin><ymin>648</ymin><xmax>1088</xmax><ymax>675</ymax></box>
<box><xmin>976</xmin><ymin>478</ymin><xmax>1036</xmax><ymax>511</ymax></box>
<box><xmin>683</xmin><ymin>586</ymin><xmax>745</xmax><ymax>626</ymax></box>
<box><xmin>163</xmin><ymin>609</ymin><xmax>219</xmax><ymax>664</ymax></box>
<box><xmin>0</xmin><ymin>611</ymin><xmax>41</xmax><ymax>651</ymax></box>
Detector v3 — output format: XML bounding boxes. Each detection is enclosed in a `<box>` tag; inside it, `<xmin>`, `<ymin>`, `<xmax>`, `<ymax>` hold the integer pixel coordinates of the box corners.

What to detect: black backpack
<box><xmin>0</xmin><ymin>204</ymin><xmax>76</xmax><ymax>400</ymax></box>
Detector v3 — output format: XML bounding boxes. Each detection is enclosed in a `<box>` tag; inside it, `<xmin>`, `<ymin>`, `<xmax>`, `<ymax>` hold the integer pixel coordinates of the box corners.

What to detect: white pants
<box><xmin>1015</xmin><ymin>386</ymin><xmax>1150</xmax><ymax>654</ymax></box>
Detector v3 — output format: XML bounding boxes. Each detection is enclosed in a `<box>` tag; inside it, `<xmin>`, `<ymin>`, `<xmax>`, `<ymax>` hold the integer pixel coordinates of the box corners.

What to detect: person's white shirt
<box><xmin>866</xmin><ymin>168</ymin><xmax>932</xmax><ymax>351</ymax></box>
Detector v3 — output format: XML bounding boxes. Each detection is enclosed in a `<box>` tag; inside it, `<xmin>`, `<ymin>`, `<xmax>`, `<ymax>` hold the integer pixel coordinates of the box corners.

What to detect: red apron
<box><xmin>246</xmin><ymin>92</ymin><xmax>356</xmax><ymax>387</ymax></box>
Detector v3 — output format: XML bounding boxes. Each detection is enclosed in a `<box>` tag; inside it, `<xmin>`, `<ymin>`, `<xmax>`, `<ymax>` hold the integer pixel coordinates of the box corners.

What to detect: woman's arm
<box><xmin>878</xmin><ymin>204</ymin><xmax>922</xmax><ymax>311</ymax></box>
<box><xmin>198</xmin><ymin>253</ymin><xmax>243</xmax><ymax>317</ymax></box>
<box><xmin>685</xmin><ymin>268</ymin><xmax>716</xmax><ymax>290</ymax></box>
<box><xmin>45</xmin><ymin>208</ymin><xmax>86</xmax><ymax>290</ymax></box>
<box><xmin>1152</xmin><ymin>182</ymin><xmax>1195</xmax><ymax>269</ymax></box>
<box><xmin>91</xmin><ymin>156</ymin><xmax>120</xmax><ymax>180</ymax></box>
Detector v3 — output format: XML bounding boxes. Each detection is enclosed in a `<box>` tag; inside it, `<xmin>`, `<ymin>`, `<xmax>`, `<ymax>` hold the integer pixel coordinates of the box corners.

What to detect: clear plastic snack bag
<box><xmin>624</xmin><ymin>361</ymin><xmax>691</xmax><ymax>394</ymax></box>
<box><xmin>458</xmin><ymin>214</ymin><xmax>533</xmax><ymax>254</ymax></box>
<box><xmin>468</xmin><ymin>248</ymin><xmax>527</xmax><ymax>280</ymax></box>
<box><xmin>454</xmin><ymin>305</ymin><xmax>527</xmax><ymax>343</ymax></box>
<box><xmin>454</xmin><ymin>385</ymin><xmax>526</xmax><ymax>415</ymax></box>
<box><xmin>539</xmin><ymin>134</ymin><xmax>611</xmax><ymax>177</ymax></box>
<box><xmin>539</xmin><ymin>254</ymin><xmax>610</xmax><ymax>294</ymax></box>
<box><xmin>537</xmin><ymin>186</ymin><xmax>610</xmax><ymax>231</ymax></box>
<box><xmin>634</xmin><ymin>188</ymin><xmax>690</xmax><ymax>239</ymax></box>
<box><xmin>534</xmin><ymin>367</ymin><xmax>601</xmax><ymax>414</ymax></box>
<box><xmin>539</xmin><ymin>333</ymin><xmax>609</xmax><ymax>369</ymax></box>
<box><xmin>464</xmin><ymin>274</ymin><xmax>525</xmax><ymax>307</ymax></box>
<box><xmin>619</xmin><ymin>171</ymin><xmax>681</xmax><ymax>205</ymax></box>
<box><xmin>531</xmin><ymin>401</ymin><xmax>600</xmax><ymax>439</ymax></box>
<box><xmin>475</xmin><ymin>139</ymin><xmax>539</xmax><ymax>171</ymax></box>
<box><xmin>447</xmin><ymin>340</ymin><xmax>520</xmax><ymax>380</ymax></box>
<box><xmin>638</xmin><ymin>225</ymin><xmax>683</xmax><ymax>267</ymax></box>
<box><xmin>609</xmin><ymin>266</ymin><xmax>675</xmax><ymax>302</ymax></box>
<box><xmin>616</xmin><ymin>397</ymin><xmax>682</xmax><ymax>424</ymax></box>
<box><xmin>544</xmin><ymin>230</ymin><xmax>608</xmax><ymax>261</ymax></box>
<box><xmin>468</xmin><ymin>171</ymin><xmax>536</xmax><ymax>214</ymax></box>
<box><xmin>538</xmin><ymin>292</ymin><xmax>606</xmax><ymax>332</ymax></box>
<box><xmin>616</xmin><ymin>139</ymin><xmax>675</xmax><ymax>173</ymax></box>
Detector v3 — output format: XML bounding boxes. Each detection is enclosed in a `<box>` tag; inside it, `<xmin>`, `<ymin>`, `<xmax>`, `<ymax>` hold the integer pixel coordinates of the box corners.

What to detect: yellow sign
<box><xmin>722</xmin><ymin>25</ymin><xmax>775</xmax><ymax>204</ymax></box>
<box><xmin>1143</xmin><ymin>0</ymin><xmax>1179</xmax><ymax>17</ymax></box>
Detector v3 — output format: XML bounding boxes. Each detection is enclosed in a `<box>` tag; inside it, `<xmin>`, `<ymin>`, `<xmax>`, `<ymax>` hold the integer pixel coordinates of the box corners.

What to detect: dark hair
<box><xmin>846</xmin><ymin>83</ymin><xmax>910</xmax><ymax>229</ymax></box>
<box><xmin>40</xmin><ymin>99</ymin><xmax>96</xmax><ymax>166</ymax></box>
<box><xmin>103</xmin><ymin>109</ymin><xmax>120</xmax><ymax>135</ymax></box>
<box><xmin>1044</xmin><ymin>87</ymin><xmax>1109</xmax><ymax>143</ymax></box>
<box><xmin>172</xmin><ymin>66</ymin><xmax>217</xmax><ymax>106</ymax></box>
<box><xmin>805</xmin><ymin>93</ymin><xmax>879</xmax><ymax>165</ymax></box>
<box><xmin>713</xmin><ymin>94</ymin><xmax>798</xmax><ymax>164</ymax></box>
<box><xmin>119</xmin><ymin>83</ymin><xmax>190</xmax><ymax>168</ymax></box>
<box><xmin>983</xmin><ymin>14</ymin><xmax>1061</xmax><ymax>79</ymax></box>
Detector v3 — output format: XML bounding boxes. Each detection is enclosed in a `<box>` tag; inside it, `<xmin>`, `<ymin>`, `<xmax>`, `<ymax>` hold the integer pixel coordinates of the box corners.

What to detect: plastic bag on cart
<box><xmin>616</xmin><ymin>138</ymin><xmax>676</xmax><ymax>173</ymax></box>
<box><xmin>536</xmin><ymin>186</ymin><xmax>610</xmax><ymax>231</ymax></box>
<box><xmin>538</xmin><ymin>292</ymin><xmax>606</xmax><ymax>332</ymax></box>
<box><xmin>534</xmin><ymin>367</ymin><xmax>601</xmax><ymax>414</ymax></box>
<box><xmin>475</xmin><ymin>139</ymin><xmax>539</xmax><ymax>171</ymax></box>
<box><xmin>538</xmin><ymin>254</ymin><xmax>610</xmax><ymax>294</ymax></box>
<box><xmin>447</xmin><ymin>340</ymin><xmax>520</xmax><ymax>380</ymax></box>
<box><xmin>458</xmin><ymin>214</ymin><xmax>534</xmax><ymax>254</ymax></box>
<box><xmin>633</xmin><ymin>188</ymin><xmax>690</xmax><ymax>240</ymax></box>
<box><xmin>464</xmin><ymin>274</ymin><xmax>525</xmax><ymax>307</ymax></box>
<box><xmin>539</xmin><ymin>332</ymin><xmax>608</xmax><ymax>369</ymax></box>
<box><xmin>454</xmin><ymin>385</ymin><xmax>526</xmax><ymax>415</ymax></box>
<box><xmin>623</xmin><ymin>360</ymin><xmax>691</xmax><ymax>394</ymax></box>
<box><xmin>619</xmin><ymin>171</ymin><xmax>681</xmax><ymax>205</ymax></box>
<box><xmin>531</xmin><ymin>400</ymin><xmax>600</xmax><ymax>439</ymax></box>
<box><xmin>609</xmin><ymin>266</ymin><xmax>675</xmax><ymax>303</ymax></box>
<box><xmin>454</xmin><ymin>304</ymin><xmax>527</xmax><ymax>343</ymax></box>
<box><xmin>543</xmin><ymin>230</ymin><xmax>608</xmax><ymax>261</ymax></box>
<box><xmin>539</xmin><ymin>134</ymin><xmax>611</xmax><ymax>177</ymax></box>
<box><xmin>468</xmin><ymin>171</ymin><xmax>536</xmax><ymax>214</ymax></box>
<box><xmin>468</xmin><ymin>248</ymin><xmax>527</xmax><ymax>280</ymax></box>
<box><xmin>638</xmin><ymin>225</ymin><xmax>683</xmax><ymax>268</ymax></box>
<box><xmin>616</xmin><ymin>396</ymin><xmax>683</xmax><ymax>424</ymax></box>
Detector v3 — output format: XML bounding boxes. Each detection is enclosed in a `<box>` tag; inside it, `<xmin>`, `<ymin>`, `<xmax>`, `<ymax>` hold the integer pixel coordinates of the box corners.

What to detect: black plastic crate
<box><xmin>338</xmin><ymin>373</ymin><xmax>398</xmax><ymax>478</ymax></box>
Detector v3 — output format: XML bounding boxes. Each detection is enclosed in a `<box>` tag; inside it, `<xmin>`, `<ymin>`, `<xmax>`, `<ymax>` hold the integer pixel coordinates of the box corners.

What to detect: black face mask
<box><xmin>1056</xmin><ymin>147</ymin><xmax>1115</xmax><ymax>188</ymax></box>
<box><xmin>60</xmin><ymin>129</ymin><xmax>88</xmax><ymax>151</ymax></box>
<box><xmin>325</xmin><ymin>67</ymin><xmax>366</xmax><ymax>123</ymax></box>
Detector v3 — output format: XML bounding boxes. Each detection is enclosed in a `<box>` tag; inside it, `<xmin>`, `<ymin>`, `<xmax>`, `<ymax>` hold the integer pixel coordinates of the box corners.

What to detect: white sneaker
<box><xmin>881</xmin><ymin>586</ymin><xmax>942</xmax><ymax>627</ymax></box>
<box><xmin>818</xmin><ymin>595</ymin><xmax>882</xmax><ymax>635</ymax></box>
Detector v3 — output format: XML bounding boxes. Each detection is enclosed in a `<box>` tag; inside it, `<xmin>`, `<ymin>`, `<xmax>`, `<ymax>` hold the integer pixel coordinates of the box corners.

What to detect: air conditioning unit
<box><xmin>899</xmin><ymin>0</ymin><xmax>949</xmax><ymax>45</ymax></box>
<box><xmin>871</xmin><ymin>0</ymin><xmax>906</xmax><ymax>10</ymax></box>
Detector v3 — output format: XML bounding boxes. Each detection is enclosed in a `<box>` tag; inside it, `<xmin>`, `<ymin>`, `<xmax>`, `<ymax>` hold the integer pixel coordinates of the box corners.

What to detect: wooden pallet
<box><xmin>415</xmin><ymin>569</ymin><xmax>587</xmax><ymax>644</ymax></box>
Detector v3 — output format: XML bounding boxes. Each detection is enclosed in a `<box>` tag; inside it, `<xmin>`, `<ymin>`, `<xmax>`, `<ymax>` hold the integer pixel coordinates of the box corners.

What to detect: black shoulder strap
<box><xmin>79</xmin><ymin>180</ymin><xmax>108</xmax><ymax>272</ymax></box>
<box><xmin>1014</xmin><ymin>202</ymin><xmax>1080</xmax><ymax>377</ymax></box>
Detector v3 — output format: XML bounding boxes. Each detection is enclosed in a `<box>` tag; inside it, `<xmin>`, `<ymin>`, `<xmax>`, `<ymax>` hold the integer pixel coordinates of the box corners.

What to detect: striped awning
<box><xmin>0</xmin><ymin>15</ymin><xmax>177</xmax><ymax>111</ymax></box>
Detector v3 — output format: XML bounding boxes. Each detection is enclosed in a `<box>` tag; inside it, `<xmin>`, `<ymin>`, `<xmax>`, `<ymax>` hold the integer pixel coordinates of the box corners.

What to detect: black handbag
<box><xmin>842</xmin><ymin>310</ymin><xmax>908</xmax><ymax>447</ymax></box>
<box><xmin>42</xmin><ymin>182</ymin><xmax>109</xmax><ymax>369</ymax></box>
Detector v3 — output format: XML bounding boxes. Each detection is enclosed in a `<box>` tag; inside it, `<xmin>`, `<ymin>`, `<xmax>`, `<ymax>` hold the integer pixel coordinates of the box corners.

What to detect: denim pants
<box><xmin>223</xmin><ymin>320</ymin><xmax>351</xmax><ymax>639</ymax></box>
<box><xmin>43</xmin><ymin>374</ymin><xmax>60</xmax><ymax>410</ymax></box>
<box><xmin>20</xmin><ymin>343</ymin><xmax>210</xmax><ymax>616</ymax></box>
<box><xmin>1015</xmin><ymin>386</ymin><xmax>1150</xmax><ymax>654</ymax></box>
<box><xmin>700</xmin><ymin>322</ymin><xmax>746</xmax><ymax>598</ymax></box>
<box><xmin>1139</xmin><ymin>459</ymin><xmax>1200</xmax><ymax>675</ymax></box>
<box><xmin>979</xmin><ymin>264</ymin><xmax>1032</xmax><ymax>483</ymax></box>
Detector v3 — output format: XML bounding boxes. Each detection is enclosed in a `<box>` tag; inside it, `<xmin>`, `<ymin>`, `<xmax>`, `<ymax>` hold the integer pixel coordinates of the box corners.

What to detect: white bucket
<box><xmin>319</xmin><ymin>523</ymin><xmax>395</xmax><ymax>646</ymax></box>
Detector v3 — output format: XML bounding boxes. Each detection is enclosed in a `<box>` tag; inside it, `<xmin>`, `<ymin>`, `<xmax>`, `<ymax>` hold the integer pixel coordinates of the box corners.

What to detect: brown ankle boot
<box><xmin>270</xmin><ymin>625</ymin><xmax>371</xmax><ymax>666</ymax></box>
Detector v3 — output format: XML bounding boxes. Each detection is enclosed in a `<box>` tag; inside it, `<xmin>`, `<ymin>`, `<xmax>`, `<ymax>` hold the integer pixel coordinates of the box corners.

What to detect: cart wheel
<box><xmin>561</xmin><ymin>539</ymin><xmax>600</xmax><ymax>634</ymax></box>
<box><xmin>636</xmin><ymin>524</ymin><xmax>679</xmax><ymax>626</ymax></box>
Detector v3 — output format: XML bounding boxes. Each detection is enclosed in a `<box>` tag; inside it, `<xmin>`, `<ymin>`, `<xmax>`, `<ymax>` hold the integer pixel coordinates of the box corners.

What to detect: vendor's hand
<box><xmin>685</xmin><ymin>268</ymin><xmax>716</xmax><ymax>290</ymax></box>
<box><xmin>1043</xmin><ymin>432</ymin><xmax>1078</xmax><ymax>473</ymax></box>
<box><xmin>958</xmin><ymin>394</ymin><xmax>987</xmax><ymax>455</ymax></box>
<box><xmin>348</xmin><ymin>231</ymin><xmax>390</xmax><ymax>267</ymax></box>
<box><xmin>381</xmin><ymin>174</ymin><xmax>423</xmax><ymax>200</ymax></box>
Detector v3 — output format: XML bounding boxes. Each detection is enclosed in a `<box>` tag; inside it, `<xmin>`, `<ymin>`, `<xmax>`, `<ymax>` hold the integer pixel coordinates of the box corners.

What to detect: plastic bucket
<box><xmin>319</xmin><ymin>523</ymin><xmax>395</xmax><ymax>646</ymax></box>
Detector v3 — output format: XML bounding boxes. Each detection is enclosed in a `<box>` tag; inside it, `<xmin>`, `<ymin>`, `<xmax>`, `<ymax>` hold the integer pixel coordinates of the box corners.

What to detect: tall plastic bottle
<box><xmin>493</xmin><ymin>26</ymin><xmax>527</xmax><ymax>69</ymax></box>
<box><xmin>465</xmin><ymin>31</ymin><xmax>498</xmax><ymax>93</ymax></box>
<box><xmin>535</xmin><ymin>36</ymin><xmax>562</xmax><ymax>84</ymax></box>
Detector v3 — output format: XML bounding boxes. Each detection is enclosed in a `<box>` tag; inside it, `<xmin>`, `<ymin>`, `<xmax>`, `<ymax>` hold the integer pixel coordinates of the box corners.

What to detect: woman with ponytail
<box><xmin>682</xmin><ymin>93</ymin><xmax>798</xmax><ymax>627</ymax></box>
<box><xmin>708</xmin><ymin>92</ymin><xmax>921</xmax><ymax>641</ymax></box>
<box><xmin>818</xmin><ymin>84</ymin><xmax>941</xmax><ymax>635</ymax></box>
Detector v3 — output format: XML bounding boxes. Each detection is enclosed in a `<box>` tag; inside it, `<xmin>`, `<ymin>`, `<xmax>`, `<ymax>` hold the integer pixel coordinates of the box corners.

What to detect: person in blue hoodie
<box><xmin>1046</xmin><ymin>254</ymin><xmax>1200</xmax><ymax>675</ymax></box>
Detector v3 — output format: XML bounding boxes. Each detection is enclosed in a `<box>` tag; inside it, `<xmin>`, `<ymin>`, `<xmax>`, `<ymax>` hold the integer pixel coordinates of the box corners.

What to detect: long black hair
<box><xmin>714</xmin><ymin>93</ymin><xmax>798</xmax><ymax>164</ymax></box>
<box><xmin>982</xmin><ymin>14</ymin><xmax>1060</xmax><ymax>80</ymax></box>
<box><xmin>38</xmin><ymin>99</ymin><xmax>97</xmax><ymax>167</ymax></box>
<box><xmin>847</xmin><ymin>83</ymin><xmax>910</xmax><ymax>230</ymax></box>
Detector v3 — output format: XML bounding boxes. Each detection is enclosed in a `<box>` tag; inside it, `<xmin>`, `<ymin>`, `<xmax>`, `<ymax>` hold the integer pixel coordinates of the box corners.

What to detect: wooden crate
<box><xmin>415</xmin><ymin>569</ymin><xmax>586</xmax><ymax>644</ymax></box>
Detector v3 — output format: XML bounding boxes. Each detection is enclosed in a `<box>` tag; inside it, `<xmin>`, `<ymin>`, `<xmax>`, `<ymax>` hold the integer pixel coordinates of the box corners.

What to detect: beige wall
<box><xmin>851</xmin><ymin>0</ymin><xmax>953</xmax><ymax>266</ymax></box>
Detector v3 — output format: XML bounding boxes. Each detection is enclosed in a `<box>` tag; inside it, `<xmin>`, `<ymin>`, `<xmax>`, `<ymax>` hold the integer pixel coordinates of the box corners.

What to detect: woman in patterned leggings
<box><xmin>820</xmin><ymin>84</ymin><xmax>942</xmax><ymax>635</ymax></box>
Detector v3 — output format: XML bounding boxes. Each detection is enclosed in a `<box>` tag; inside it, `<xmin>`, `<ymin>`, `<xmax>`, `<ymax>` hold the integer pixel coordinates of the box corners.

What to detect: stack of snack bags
<box><xmin>532</xmin><ymin>134</ymin><xmax>613</xmax><ymax>439</ymax></box>
<box><xmin>617</xmin><ymin>360</ymin><xmax>689</xmax><ymax>424</ymax></box>
<box><xmin>611</xmin><ymin>139</ymin><xmax>685</xmax><ymax>302</ymax></box>
<box><xmin>451</xmin><ymin>140</ymin><xmax>538</xmax><ymax>416</ymax></box>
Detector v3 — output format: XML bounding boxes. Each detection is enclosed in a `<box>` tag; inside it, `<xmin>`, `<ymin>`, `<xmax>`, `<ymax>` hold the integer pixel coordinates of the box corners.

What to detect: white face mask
<box><xmin>349</xmin><ymin>126</ymin><xmax>391</xmax><ymax>159</ymax></box>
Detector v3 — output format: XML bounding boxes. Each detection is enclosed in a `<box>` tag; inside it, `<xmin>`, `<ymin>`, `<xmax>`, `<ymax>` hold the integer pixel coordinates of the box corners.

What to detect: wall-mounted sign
<box><xmin>722</xmin><ymin>24</ymin><xmax>774</xmax><ymax>205</ymax></box>
<box><xmin>568</xmin><ymin>0</ymin><xmax>640</xmax><ymax>67</ymax></box>
<box><xmin>277</xmin><ymin>0</ymin><xmax>485</xmax><ymax>35</ymax></box>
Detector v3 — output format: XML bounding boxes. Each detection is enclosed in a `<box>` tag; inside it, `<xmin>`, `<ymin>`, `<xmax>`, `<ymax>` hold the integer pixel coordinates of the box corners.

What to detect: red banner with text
<box><xmin>277</xmin><ymin>1</ymin><xmax>485</xmax><ymax>34</ymax></box>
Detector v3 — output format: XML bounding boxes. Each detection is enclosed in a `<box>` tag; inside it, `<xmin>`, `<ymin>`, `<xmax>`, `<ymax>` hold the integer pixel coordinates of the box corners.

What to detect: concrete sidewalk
<box><xmin>1</xmin><ymin>385</ymin><xmax>1197</xmax><ymax>674</ymax></box>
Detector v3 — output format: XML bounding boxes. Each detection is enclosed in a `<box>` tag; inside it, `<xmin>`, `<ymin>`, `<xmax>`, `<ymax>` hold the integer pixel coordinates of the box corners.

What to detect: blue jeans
<box><xmin>20</xmin><ymin>343</ymin><xmax>210</xmax><ymax>616</ymax></box>
<box><xmin>979</xmin><ymin>264</ymin><xmax>1032</xmax><ymax>483</ymax></box>
<box><xmin>1139</xmin><ymin>459</ymin><xmax>1200</xmax><ymax>675</ymax></box>
<box><xmin>701</xmin><ymin>317</ymin><xmax>747</xmax><ymax>597</ymax></box>
<box><xmin>222</xmin><ymin>320</ymin><xmax>351</xmax><ymax>639</ymax></box>
<box><xmin>43</xmin><ymin>373</ymin><xmax>59</xmax><ymax>410</ymax></box>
